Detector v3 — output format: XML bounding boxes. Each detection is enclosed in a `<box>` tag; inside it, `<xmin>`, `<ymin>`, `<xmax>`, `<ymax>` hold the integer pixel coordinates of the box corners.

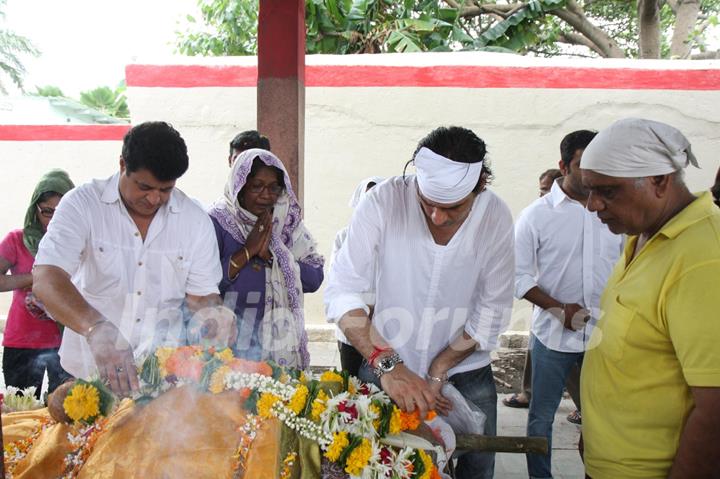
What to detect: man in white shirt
<box><xmin>325</xmin><ymin>126</ymin><xmax>515</xmax><ymax>479</ymax></box>
<box><xmin>514</xmin><ymin>130</ymin><xmax>622</xmax><ymax>478</ymax></box>
<box><xmin>33</xmin><ymin>122</ymin><xmax>231</xmax><ymax>396</ymax></box>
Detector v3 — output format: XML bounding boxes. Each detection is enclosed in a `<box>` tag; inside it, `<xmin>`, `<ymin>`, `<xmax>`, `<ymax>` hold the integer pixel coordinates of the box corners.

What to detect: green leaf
<box><xmin>387</xmin><ymin>30</ymin><xmax>423</xmax><ymax>52</ymax></box>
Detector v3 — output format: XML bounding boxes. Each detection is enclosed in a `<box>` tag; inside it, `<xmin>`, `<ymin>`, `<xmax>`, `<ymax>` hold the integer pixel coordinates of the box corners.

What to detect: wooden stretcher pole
<box><xmin>455</xmin><ymin>434</ymin><xmax>548</xmax><ymax>455</ymax></box>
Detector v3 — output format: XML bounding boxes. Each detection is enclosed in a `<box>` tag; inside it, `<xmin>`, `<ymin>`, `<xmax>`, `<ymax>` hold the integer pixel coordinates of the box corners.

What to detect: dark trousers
<box><xmin>2</xmin><ymin>347</ymin><xmax>70</xmax><ymax>400</ymax></box>
<box><xmin>338</xmin><ymin>341</ymin><xmax>364</xmax><ymax>378</ymax></box>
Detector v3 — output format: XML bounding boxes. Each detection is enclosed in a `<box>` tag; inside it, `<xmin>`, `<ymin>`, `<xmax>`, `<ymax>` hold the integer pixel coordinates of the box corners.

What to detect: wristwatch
<box><xmin>373</xmin><ymin>353</ymin><xmax>403</xmax><ymax>378</ymax></box>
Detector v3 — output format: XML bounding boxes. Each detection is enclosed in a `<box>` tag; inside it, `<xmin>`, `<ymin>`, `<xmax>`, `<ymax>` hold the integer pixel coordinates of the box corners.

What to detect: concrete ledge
<box><xmin>305</xmin><ymin>324</ymin><xmax>530</xmax><ymax>349</ymax></box>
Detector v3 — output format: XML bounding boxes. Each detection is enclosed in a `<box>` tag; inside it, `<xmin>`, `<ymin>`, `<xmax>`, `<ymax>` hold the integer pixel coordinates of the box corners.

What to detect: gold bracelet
<box><xmin>85</xmin><ymin>319</ymin><xmax>109</xmax><ymax>340</ymax></box>
<box><xmin>242</xmin><ymin>247</ymin><xmax>251</xmax><ymax>262</ymax></box>
<box><xmin>229</xmin><ymin>257</ymin><xmax>241</xmax><ymax>269</ymax></box>
<box><xmin>230</xmin><ymin>248</ymin><xmax>251</xmax><ymax>270</ymax></box>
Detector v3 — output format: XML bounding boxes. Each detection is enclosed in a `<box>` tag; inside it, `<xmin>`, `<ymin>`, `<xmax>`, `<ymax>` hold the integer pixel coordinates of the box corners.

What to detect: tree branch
<box><xmin>557</xmin><ymin>32</ymin><xmax>605</xmax><ymax>56</ymax></box>
<box><xmin>551</xmin><ymin>0</ymin><xmax>626</xmax><ymax>58</ymax></box>
<box><xmin>638</xmin><ymin>0</ymin><xmax>661</xmax><ymax>58</ymax></box>
<box><xmin>670</xmin><ymin>0</ymin><xmax>701</xmax><ymax>58</ymax></box>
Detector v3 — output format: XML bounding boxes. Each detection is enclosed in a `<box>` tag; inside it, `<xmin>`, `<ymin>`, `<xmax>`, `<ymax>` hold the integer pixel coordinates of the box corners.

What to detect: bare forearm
<box><xmin>338</xmin><ymin>308</ymin><xmax>389</xmax><ymax>360</ymax></box>
<box><xmin>429</xmin><ymin>331</ymin><xmax>477</xmax><ymax>378</ymax></box>
<box><xmin>523</xmin><ymin>286</ymin><xmax>561</xmax><ymax>312</ymax></box>
<box><xmin>32</xmin><ymin>265</ymin><xmax>104</xmax><ymax>335</ymax></box>
<box><xmin>669</xmin><ymin>405</ymin><xmax>720</xmax><ymax>478</ymax></box>
<box><xmin>0</xmin><ymin>273</ymin><xmax>32</xmax><ymax>292</ymax></box>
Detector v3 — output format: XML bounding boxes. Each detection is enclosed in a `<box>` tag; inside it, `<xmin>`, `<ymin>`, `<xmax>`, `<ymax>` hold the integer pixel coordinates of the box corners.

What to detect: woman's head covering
<box><xmin>581</xmin><ymin>118</ymin><xmax>700</xmax><ymax>178</ymax></box>
<box><xmin>209</xmin><ymin>149</ymin><xmax>323</xmax><ymax>369</ymax></box>
<box><xmin>414</xmin><ymin>147</ymin><xmax>483</xmax><ymax>203</ymax></box>
<box><xmin>348</xmin><ymin>176</ymin><xmax>384</xmax><ymax>208</ymax></box>
<box><xmin>23</xmin><ymin>169</ymin><xmax>74</xmax><ymax>256</ymax></box>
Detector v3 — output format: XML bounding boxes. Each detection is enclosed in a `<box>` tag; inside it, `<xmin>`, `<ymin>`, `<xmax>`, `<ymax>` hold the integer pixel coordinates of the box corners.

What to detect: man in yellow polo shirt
<box><xmin>579</xmin><ymin>118</ymin><xmax>720</xmax><ymax>478</ymax></box>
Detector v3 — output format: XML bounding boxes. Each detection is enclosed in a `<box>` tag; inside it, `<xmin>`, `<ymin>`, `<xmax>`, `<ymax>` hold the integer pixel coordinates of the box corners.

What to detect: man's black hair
<box><xmin>230</xmin><ymin>130</ymin><xmax>271</xmax><ymax>155</ymax></box>
<box><xmin>121</xmin><ymin>121</ymin><xmax>188</xmax><ymax>182</ymax></box>
<box><xmin>560</xmin><ymin>130</ymin><xmax>597</xmax><ymax>169</ymax></box>
<box><xmin>407</xmin><ymin>126</ymin><xmax>493</xmax><ymax>193</ymax></box>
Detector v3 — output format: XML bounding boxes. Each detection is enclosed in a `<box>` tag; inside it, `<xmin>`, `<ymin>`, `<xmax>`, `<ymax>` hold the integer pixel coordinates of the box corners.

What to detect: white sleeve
<box><xmin>329</xmin><ymin>227</ymin><xmax>347</xmax><ymax>267</ymax></box>
<box><xmin>464</xmin><ymin>199</ymin><xmax>515</xmax><ymax>351</ymax></box>
<box><xmin>35</xmin><ymin>188</ymin><xmax>88</xmax><ymax>276</ymax></box>
<box><xmin>514</xmin><ymin>208</ymin><xmax>539</xmax><ymax>300</ymax></box>
<box><xmin>185</xmin><ymin>211</ymin><xmax>221</xmax><ymax>296</ymax></box>
<box><xmin>324</xmin><ymin>195</ymin><xmax>382</xmax><ymax>322</ymax></box>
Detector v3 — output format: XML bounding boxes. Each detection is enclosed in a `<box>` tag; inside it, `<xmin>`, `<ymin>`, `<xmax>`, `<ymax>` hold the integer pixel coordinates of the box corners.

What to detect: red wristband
<box><xmin>368</xmin><ymin>347</ymin><xmax>390</xmax><ymax>368</ymax></box>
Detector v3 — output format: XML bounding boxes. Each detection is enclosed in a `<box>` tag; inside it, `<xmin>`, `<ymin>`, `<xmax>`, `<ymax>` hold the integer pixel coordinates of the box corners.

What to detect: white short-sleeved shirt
<box><xmin>325</xmin><ymin>176</ymin><xmax>515</xmax><ymax>377</ymax></box>
<box><xmin>35</xmin><ymin>173</ymin><xmax>221</xmax><ymax>378</ymax></box>
<box><xmin>514</xmin><ymin>180</ymin><xmax>623</xmax><ymax>353</ymax></box>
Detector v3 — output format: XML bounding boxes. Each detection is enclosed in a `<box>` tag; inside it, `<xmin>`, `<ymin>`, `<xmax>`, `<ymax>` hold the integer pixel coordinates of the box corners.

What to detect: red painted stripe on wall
<box><xmin>0</xmin><ymin>125</ymin><xmax>130</xmax><ymax>141</ymax></box>
<box><xmin>125</xmin><ymin>64</ymin><xmax>720</xmax><ymax>90</ymax></box>
<box><xmin>125</xmin><ymin>64</ymin><xmax>258</xmax><ymax>88</ymax></box>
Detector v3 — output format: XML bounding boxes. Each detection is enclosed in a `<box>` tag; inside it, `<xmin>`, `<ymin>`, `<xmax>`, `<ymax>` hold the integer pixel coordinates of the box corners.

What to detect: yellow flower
<box><xmin>320</xmin><ymin>370</ymin><xmax>343</xmax><ymax>383</ymax></box>
<box><xmin>288</xmin><ymin>385</ymin><xmax>309</xmax><ymax>415</ymax></box>
<box><xmin>389</xmin><ymin>406</ymin><xmax>402</xmax><ymax>435</ymax></box>
<box><xmin>418</xmin><ymin>449</ymin><xmax>434</xmax><ymax>479</ymax></box>
<box><xmin>214</xmin><ymin>348</ymin><xmax>234</xmax><ymax>363</ymax></box>
<box><xmin>311</xmin><ymin>390</ymin><xmax>328</xmax><ymax>421</ymax></box>
<box><xmin>63</xmin><ymin>384</ymin><xmax>101</xmax><ymax>422</ymax></box>
<box><xmin>347</xmin><ymin>380</ymin><xmax>357</xmax><ymax>395</ymax></box>
<box><xmin>299</xmin><ymin>371</ymin><xmax>307</xmax><ymax>383</ymax></box>
<box><xmin>155</xmin><ymin>346</ymin><xmax>175</xmax><ymax>376</ymax></box>
<box><xmin>369</xmin><ymin>404</ymin><xmax>381</xmax><ymax>431</ymax></box>
<box><xmin>209</xmin><ymin>365</ymin><xmax>231</xmax><ymax>394</ymax></box>
<box><xmin>345</xmin><ymin>438</ymin><xmax>372</xmax><ymax>476</ymax></box>
<box><xmin>257</xmin><ymin>393</ymin><xmax>281</xmax><ymax>419</ymax></box>
<box><xmin>324</xmin><ymin>431</ymin><xmax>349</xmax><ymax>462</ymax></box>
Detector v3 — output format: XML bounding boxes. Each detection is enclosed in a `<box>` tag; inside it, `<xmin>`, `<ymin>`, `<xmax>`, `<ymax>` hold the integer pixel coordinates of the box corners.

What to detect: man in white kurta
<box><xmin>325</xmin><ymin>126</ymin><xmax>515</xmax><ymax>479</ymax></box>
<box><xmin>33</xmin><ymin>121</ymin><xmax>226</xmax><ymax>396</ymax></box>
<box><xmin>515</xmin><ymin>130</ymin><xmax>623</xmax><ymax>478</ymax></box>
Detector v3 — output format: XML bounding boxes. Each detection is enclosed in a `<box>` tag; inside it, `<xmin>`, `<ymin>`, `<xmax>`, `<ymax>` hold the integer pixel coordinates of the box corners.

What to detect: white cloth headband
<box><xmin>414</xmin><ymin>147</ymin><xmax>483</xmax><ymax>204</ymax></box>
<box><xmin>581</xmin><ymin>118</ymin><xmax>699</xmax><ymax>177</ymax></box>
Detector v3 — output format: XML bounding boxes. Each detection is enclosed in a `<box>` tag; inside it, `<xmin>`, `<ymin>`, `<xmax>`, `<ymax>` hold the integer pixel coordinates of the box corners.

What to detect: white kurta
<box><xmin>36</xmin><ymin>173</ymin><xmax>221</xmax><ymax>378</ymax></box>
<box><xmin>514</xmin><ymin>180</ymin><xmax>623</xmax><ymax>353</ymax></box>
<box><xmin>325</xmin><ymin>176</ymin><xmax>515</xmax><ymax>377</ymax></box>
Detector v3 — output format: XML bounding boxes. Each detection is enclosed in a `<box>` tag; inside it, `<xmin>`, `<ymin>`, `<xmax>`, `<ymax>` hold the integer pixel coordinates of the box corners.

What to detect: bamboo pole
<box><xmin>455</xmin><ymin>434</ymin><xmax>548</xmax><ymax>455</ymax></box>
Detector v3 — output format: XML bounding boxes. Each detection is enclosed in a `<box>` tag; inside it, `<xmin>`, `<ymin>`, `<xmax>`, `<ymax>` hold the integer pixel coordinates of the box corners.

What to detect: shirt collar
<box><xmin>548</xmin><ymin>178</ymin><xmax>570</xmax><ymax>207</ymax></box>
<box><xmin>100</xmin><ymin>172</ymin><xmax>182</xmax><ymax>213</ymax></box>
<box><xmin>659</xmin><ymin>191</ymin><xmax>717</xmax><ymax>239</ymax></box>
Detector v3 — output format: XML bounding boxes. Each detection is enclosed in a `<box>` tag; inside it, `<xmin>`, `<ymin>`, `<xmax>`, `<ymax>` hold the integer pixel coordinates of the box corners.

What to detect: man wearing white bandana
<box><xmin>325</xmin><ymin>126</ymin><xmax>515</xmax><ymax>479</ymax></box>
<box><xmin>579</xmin><ymin>118</ymin><xmax>720</xmax><ymax>478</ymax></box>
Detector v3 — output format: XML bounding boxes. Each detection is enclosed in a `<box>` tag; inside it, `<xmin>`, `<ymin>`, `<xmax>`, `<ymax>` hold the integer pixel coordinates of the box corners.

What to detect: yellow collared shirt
<box><xmin>581</xmin><ymin>192</ymin><xmax>720</xmax><ymax>478</ymax></box>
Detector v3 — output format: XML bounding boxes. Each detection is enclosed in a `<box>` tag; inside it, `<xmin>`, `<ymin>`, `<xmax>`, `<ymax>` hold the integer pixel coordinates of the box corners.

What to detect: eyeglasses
<box><xmin>246</xmin><ymin>183</ymin><xmax>284</xmax><ymax>196</ymax></box>
<box><xmin>37</xmin><ymin>205</ymin><xmax>56</xmax><ymax>218</ymax></box>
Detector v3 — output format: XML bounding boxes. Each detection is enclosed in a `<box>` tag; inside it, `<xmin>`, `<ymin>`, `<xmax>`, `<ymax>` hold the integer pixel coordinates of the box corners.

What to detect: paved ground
<box><xmin>309</xmin><ymin>341</ymin><xmax>585</xmax><ymax>478</ymax></box>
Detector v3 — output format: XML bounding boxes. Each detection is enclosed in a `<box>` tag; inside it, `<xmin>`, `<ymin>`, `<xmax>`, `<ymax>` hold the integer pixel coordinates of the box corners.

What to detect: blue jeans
<box><xmin>526</xmin><ymin>334</ymin><xmax>584</xmax><ymax>478</ymax></box>
<box><xmin>358</xmin><ymin>363</ymin><xmax>497</xmax><ymax>479</ymax></box>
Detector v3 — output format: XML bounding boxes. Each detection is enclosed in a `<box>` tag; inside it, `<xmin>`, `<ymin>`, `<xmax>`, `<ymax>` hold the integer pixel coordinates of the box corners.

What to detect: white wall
<box><xmin>2</xmin><ymin>52</ymin><xmax>719</xmax><ymax>329</ymax></box>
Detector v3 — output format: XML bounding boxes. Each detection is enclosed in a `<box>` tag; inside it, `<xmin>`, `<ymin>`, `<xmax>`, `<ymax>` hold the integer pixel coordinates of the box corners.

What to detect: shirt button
<box><xmin>134</xmin><ymin>232</ymin><xmax>140</xmax><ymax>237</ymax></box>
<box><xmin>178</xmin><ymin>256</ymin><xmax>183</xmax><ymax>260</ymax></box>
<box><xmin>138</xmin><ymin>261</ymin><xmax>143</xmax><ymax>266</ymax></box>
<box><xmin>137</xmin><ymin>291</ymin><xmax>142</xmax><ymax>296</ymax></box>
<box><xmin>136</xmin><ymin>318</ymin><xmax>141</xmax><ymax>323</ymax></box>
<box><xmin>99</xmin><ymin>247</ymin><xmax>104</xmax><ymax>252</ymax></box>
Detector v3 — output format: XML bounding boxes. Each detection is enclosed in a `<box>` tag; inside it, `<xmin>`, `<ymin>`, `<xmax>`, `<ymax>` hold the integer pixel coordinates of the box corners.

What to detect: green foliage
<box><xmin>174</xmin><ymin>0</ymin><xmax>720</xmax><ymax>58</ymax></box>
<box><xmin>34</xmin><ymin>85</ymin><xmax>64</xmax><ymax>97</ymax></box>
<box><xmin>78</xmin><ymin>82</ymin><xmax>129</xmax><ymax>120</ymax></box>
<box><xmin>177</xmin><ymin>0</ymin><xmax>259</xmax><ymax>55</ymax></box>
<box><xmin>0</xmin><ymin>0</ymin><xmax>39</xmax><ymax>93</ymax></box>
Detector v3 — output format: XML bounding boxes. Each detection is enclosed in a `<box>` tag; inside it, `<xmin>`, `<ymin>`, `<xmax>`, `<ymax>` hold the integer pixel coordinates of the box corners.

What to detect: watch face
<box><xmin>379</xmin><ymin>357</ymin><xmax>394</xmax><ymax>370</ymax></box>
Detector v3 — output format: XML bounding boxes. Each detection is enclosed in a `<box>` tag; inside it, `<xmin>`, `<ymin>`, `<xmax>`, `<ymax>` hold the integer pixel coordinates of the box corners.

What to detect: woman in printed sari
<box><xmin>208</xmin><ymin>149</ymin><xmax>324</xmax><ymax>369</ymax></box>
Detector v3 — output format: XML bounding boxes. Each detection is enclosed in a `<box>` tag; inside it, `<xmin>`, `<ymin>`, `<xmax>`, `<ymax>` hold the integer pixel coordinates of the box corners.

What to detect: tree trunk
<box><xmin>638</xmin><ymin>0</ymin><xmax>661</xmax><ymax>58</ymax></box>
<box><xmin>670</xmin><ymin>0</ymin><xmax>701</xmax><ymax>58</ymax></box>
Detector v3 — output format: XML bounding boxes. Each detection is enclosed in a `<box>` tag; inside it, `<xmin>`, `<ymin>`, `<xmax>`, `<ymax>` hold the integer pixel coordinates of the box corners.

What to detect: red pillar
<box><xmin>257</xmin><ymin>0</ymin><xmax>305</xmax><ymax>204</ymax></box>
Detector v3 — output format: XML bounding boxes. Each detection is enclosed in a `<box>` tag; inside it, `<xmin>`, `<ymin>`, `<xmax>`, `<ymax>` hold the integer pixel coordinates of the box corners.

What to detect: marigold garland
<box><xmin>324</xmin><ymin>431</ymin><xmax>350</xmax><ymax>462</ymax></box>
<box><xmin>344</xmin><ymin>437</ymin><xmax>373</xmax><ymax>476</ymax></box>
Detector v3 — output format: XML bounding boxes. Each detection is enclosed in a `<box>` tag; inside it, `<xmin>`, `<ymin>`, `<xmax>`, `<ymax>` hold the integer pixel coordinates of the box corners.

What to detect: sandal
<box><xmin>502</xmin><ymin>393</ymin><xmax>530</xmax><ymax>409</ymax></box>
<box><xmin>567</xmin><ymin>410</ymin><xmax>582</xmax><ymax>425</ymax></box>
